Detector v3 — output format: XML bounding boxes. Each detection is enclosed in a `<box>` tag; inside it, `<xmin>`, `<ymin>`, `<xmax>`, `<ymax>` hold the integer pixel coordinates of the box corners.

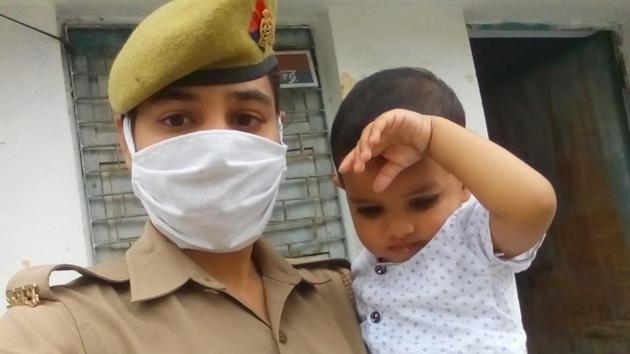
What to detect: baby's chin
<box><xmin>374</xmin><ymin>241</ymin><xmax>426</xmax><ymax>263</ymax></box>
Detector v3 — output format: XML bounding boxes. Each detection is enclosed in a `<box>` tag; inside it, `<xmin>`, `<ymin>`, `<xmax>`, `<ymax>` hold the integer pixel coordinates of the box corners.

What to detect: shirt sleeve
<box><xmin>460</xmin><ymin>197</ymin><xmax>545</xmax><ymax>273</ymax></box>
<box><xmin>0</xmin><ymin>303</ymin><xmax>85</xmax><ymax>354</ymax></box>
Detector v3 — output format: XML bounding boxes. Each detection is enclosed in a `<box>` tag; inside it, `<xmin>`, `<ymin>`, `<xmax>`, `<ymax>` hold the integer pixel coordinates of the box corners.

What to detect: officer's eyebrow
<box><xmin>230</xmin><ymin>89</ymin><xmax>273</xmax><ymax>106</ymax></box>
<box><xmin>149</xmin><ymin>87</ymin><xmax>200</xmax><ymax>102</ymax></box>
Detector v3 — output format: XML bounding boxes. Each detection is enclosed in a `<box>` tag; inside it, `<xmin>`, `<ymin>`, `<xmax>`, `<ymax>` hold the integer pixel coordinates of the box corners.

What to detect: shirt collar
<box><xmin>253</xmin><ymin>240</ymin><xmax>330</xmax><ymax>285</ymax></box>
<box><xmin>125</xmin><ymin>222</ymin><xmax>330</xmax><ymax>302</ymax></box>
<box><xmin>125</xmin><ymin>223</ymin><xmax>208</xmax><ymax>302</ymax></box>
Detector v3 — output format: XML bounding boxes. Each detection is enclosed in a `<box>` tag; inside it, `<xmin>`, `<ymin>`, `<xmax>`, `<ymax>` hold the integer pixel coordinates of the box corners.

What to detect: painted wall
<box><xmin>325</xmin><ymin>4</ymin><xmax>488</xmax><ymax>136</ymax></box>
<box><xmin>306</xmin><ymin>4</ymin><xmax>487</xmax><ymax>259</ymax></box>
<box><xmin>0</xmin><ymin>0</ymin><xmax>91</xmax><ymax>314</ymax></box>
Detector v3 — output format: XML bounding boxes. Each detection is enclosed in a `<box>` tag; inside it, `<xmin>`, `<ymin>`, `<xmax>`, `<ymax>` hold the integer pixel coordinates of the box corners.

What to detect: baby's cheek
<box><xmin>418</xmin><ymin>212</ymin><xmax>449</xmax><ymax>240</ymax></box>
<box><xmin>355</xmin><ymin>223</ymin><xmax>384</xmax><ymax>251</ymax></box>
<box><xmin>356</xmin><ymin>227</ymin><xmax>379</xmax><ymax>246</ymax></box>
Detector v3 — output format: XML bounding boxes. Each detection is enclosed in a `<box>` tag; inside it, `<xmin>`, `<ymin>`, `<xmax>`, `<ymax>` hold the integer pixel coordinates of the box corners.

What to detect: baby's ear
<box><xmin>331</xmin><ymin>174</ymin><xmax>344</xmax><ymax>189</ymax></box>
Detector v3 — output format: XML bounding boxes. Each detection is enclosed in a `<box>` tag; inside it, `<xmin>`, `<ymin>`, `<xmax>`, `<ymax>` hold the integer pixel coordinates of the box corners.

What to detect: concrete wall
<box><xmin>0</xmin><ymin>0</ymin><xmax>91</xmax><ymax>311</ymax></box>
<box><xmin>304</xmin><ymin>4</ymin><xmax>488</xmax><ymax>259</ymax></box>
<box><xmin>326</xmin><ymin>4</ymin><xmax>488</xmax><ymax>136</ymax></box>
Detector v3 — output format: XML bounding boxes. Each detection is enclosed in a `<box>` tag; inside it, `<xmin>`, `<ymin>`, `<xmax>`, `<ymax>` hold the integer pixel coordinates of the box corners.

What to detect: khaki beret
<box><xmin>108</xmin><ymin>0</ymin><xmax>278</xmax><ymax>113</ymax></box>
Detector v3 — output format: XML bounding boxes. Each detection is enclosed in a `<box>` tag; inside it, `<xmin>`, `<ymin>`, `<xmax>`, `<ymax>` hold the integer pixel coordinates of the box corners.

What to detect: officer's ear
<box><xmin>114</xmin><ymin>114</ymin><xmax>133</xmax><ymax>169</ymax></box>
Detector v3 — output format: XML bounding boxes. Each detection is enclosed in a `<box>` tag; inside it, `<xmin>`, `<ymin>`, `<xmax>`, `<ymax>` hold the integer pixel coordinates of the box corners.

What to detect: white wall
<box><xmin>307</xmin><ymin>4</ymin><xmax>487</xmax><ymax>259</ymax></box>
<box><xmin>326</xmin><ymin>4</ymin><xmax>488</xmax><ymax>136</ymax></box>
<box><xmin>0</xmin><ymin>0</ymin><xmax>91</xmax><ymax>312</ymax></box>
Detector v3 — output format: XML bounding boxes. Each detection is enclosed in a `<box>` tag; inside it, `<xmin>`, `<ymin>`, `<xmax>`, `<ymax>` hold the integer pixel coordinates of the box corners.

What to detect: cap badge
<box><xmin>249</xmin><ymin>0</ymin><xmax>275</xmax><ymax>51</ymax></box>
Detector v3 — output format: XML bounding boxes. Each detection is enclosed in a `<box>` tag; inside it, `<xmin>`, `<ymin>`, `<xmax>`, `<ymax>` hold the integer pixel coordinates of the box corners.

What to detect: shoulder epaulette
<box><xmin>289</xmin><ymin>258</ymin><xmax>354</xmax><ymax>307</ymax></box>
<box><xmin>5</xmin><ymin>261</ymin><xmax>128</xmax><ymax>308</ymax></box>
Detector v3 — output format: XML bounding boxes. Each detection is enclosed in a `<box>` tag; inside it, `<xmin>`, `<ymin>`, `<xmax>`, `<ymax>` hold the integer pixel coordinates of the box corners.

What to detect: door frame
<box><xmin>467</xmin><ymin>22</ymin><xmax>630</xmax><ymax>136</ymax></box>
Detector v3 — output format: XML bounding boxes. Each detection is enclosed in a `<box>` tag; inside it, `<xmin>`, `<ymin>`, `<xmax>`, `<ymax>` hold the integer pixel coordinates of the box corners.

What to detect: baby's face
<box><xmin>342</xmin><ymin>157</ymin><xmax>470</xmax><ymax>263</ymax></box>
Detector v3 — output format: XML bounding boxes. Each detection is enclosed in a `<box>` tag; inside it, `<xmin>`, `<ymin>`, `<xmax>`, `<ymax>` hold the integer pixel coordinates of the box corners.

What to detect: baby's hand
<box><xmin>338</xmin><ymin>109</ymin><xmax>432</xmax><ymax>193</ymax></box>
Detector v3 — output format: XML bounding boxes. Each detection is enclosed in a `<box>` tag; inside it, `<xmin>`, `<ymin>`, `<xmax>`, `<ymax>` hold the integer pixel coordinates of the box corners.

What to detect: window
<box><xmin>66</xmin><ymin>26</ymin><xmax>347</xmax><ymax>263</ymax></box>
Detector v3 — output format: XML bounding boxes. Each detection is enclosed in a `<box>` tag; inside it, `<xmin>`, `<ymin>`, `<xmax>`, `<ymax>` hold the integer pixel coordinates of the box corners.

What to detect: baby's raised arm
<box><xmin>338</xmin><ymin>108</ymin><xmax>556</xmax><ymax>257</ymax></box>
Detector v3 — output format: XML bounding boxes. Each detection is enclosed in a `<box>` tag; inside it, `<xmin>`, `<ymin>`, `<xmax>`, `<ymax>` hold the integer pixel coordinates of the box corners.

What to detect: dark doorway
<box><xmin>471</xmin><ymin>32</ymin><xmax>630</xmax><ymax>353</ymax></box>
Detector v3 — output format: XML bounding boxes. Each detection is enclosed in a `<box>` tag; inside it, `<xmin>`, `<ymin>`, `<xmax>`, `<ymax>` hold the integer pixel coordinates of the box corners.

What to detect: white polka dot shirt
<box><xmin>352</xmin><ymin>197</ymin><xmax>544</xmax><ymax>354</ymax></box>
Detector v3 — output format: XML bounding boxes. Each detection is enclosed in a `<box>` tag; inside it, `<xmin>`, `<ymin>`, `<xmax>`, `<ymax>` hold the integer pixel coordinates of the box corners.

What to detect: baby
<box><xmin>330</xmin><ymin>68</ymin><xmax>556</xmax><ymax>353</ymax></box>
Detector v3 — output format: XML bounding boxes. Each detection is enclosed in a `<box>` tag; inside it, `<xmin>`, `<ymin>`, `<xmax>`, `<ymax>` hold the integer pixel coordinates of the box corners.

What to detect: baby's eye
<box><xmin>160</xmin><ymin>113</ymin><xmax>192</xmax><ymax>127</ymax></box>
<box><xmin>356</xmin><ymin>205</ymin><xmax>383</xmax><ymax>218</ymax></box>
<box><xmin>409</xmin><ymin>195</ymin><xmax>438</xmax><ymax>210</ymax></box>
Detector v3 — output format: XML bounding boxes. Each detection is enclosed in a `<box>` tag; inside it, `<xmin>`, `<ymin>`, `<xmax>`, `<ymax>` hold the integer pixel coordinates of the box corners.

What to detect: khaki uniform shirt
<box><xmin>0</xmin><ymin>224</ymin><xmax>367</xmax><ymax>354</ymax></box>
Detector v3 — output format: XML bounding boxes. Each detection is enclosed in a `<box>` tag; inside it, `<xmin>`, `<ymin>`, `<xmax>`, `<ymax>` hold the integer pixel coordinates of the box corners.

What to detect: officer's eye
<box><xmin>232</xmin><ymin>112</ymin><xmax>263</xmax><ymax>131</ymax></box>
<box><xmin>160</xmin><ymin>113</ymin><xmax>191</xmax><ymax>127</ymax></box>
<box><xmin>356</xmin><ymin>205</ymin><xmax>383</xmax><ymax>218</ymax></box>
<box><xmin>234</xmin><ymin>113</ymin><xmax>262</xmax><ymax>126</ymax></box>
<box><xmin>408</xmin><ymin>195</ymin><xmax>438</xmax><ymax>211</ymax></box>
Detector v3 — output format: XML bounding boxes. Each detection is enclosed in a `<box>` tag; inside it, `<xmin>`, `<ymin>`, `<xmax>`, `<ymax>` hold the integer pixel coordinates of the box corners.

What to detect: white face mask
<box><xmin>123</xmin><ymin>118</ymin><xmax>287</xmax><ymax>252</ymax></box>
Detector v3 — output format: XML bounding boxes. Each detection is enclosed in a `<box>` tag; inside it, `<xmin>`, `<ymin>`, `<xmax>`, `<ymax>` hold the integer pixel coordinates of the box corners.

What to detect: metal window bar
<box><xmin>65</xmin><ymin>26</ymin><xmax>347</xmax><ymax>263</ymax></box>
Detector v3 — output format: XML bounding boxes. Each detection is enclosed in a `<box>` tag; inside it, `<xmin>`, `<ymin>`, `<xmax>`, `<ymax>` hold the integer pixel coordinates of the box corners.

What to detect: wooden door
<box><xmin>472</xmin><ymin>32</ymin><xmax>630</xmax><ymax>353</ymax></box>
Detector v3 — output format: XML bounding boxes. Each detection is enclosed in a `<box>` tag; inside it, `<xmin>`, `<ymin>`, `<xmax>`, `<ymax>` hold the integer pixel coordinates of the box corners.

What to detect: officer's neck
<box><xmin>183</xmin><ymin>246</ymin><xmax>269</xmax><ymax>323</ymax></box>
<box><xmin>183</xmin><ymin>245</ymin><xmax>259</xmax><ymax>288</ymax></box>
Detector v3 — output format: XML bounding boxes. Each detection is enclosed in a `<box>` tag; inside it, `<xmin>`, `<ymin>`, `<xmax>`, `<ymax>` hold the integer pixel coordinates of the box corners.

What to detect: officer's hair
<box><xmin>330</xmin><ymin>67</ymin><xmax>466</xmax><ymax>170</ymax></box>
<box><xmin>268</xmin><ymin>66</ymin><xmax>281</xmax><ymax>112</ymax></box>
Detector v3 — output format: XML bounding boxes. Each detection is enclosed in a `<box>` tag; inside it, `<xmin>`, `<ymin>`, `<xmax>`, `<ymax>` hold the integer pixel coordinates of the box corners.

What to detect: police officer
<box><xmin>0</xmin><ymin>0</ymin><xmax>367</xmax><ymax>352</ymax></box>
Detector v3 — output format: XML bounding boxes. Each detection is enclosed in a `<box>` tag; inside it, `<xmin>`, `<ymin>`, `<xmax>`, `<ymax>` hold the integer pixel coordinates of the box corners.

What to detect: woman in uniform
<box><xmin>0</xmin><ymin>1</ymin><xmax>367</xmax><ymax>353</ymax></box>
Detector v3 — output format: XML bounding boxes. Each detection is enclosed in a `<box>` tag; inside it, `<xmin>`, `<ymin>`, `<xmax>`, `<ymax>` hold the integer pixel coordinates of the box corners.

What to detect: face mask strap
<box><xmin>278</xmin><ymin>116</ymin><xmax>284</xmax><ymax>145</ymax></box>
<box><xmin>122</xmin><ymin>116</ymin><xmax>137</xmax><ymax>154</ymax></box>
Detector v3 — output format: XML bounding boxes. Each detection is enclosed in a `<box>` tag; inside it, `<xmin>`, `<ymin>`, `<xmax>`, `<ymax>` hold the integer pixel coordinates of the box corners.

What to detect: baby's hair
<box><xmin>330</xmin><ymin>67</ymin><xmax>465</xmax><ymax>170</ymax></box>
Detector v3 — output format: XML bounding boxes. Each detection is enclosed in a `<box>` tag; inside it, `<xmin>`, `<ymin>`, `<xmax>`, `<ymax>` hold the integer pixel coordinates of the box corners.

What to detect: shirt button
<box><xmin>369</xmin><ymin>311</ymin><xmax>381</xmax><ymax>323</ymax></box>
<box><xmin>374</xmin><ymin>264</ymin><xmax>387</xmax><ymax>275</ymax></box>
<box><xmin>278</xmin><ymin>330</ymin><xmax>288</xmax><ymax>344</ymax></box>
